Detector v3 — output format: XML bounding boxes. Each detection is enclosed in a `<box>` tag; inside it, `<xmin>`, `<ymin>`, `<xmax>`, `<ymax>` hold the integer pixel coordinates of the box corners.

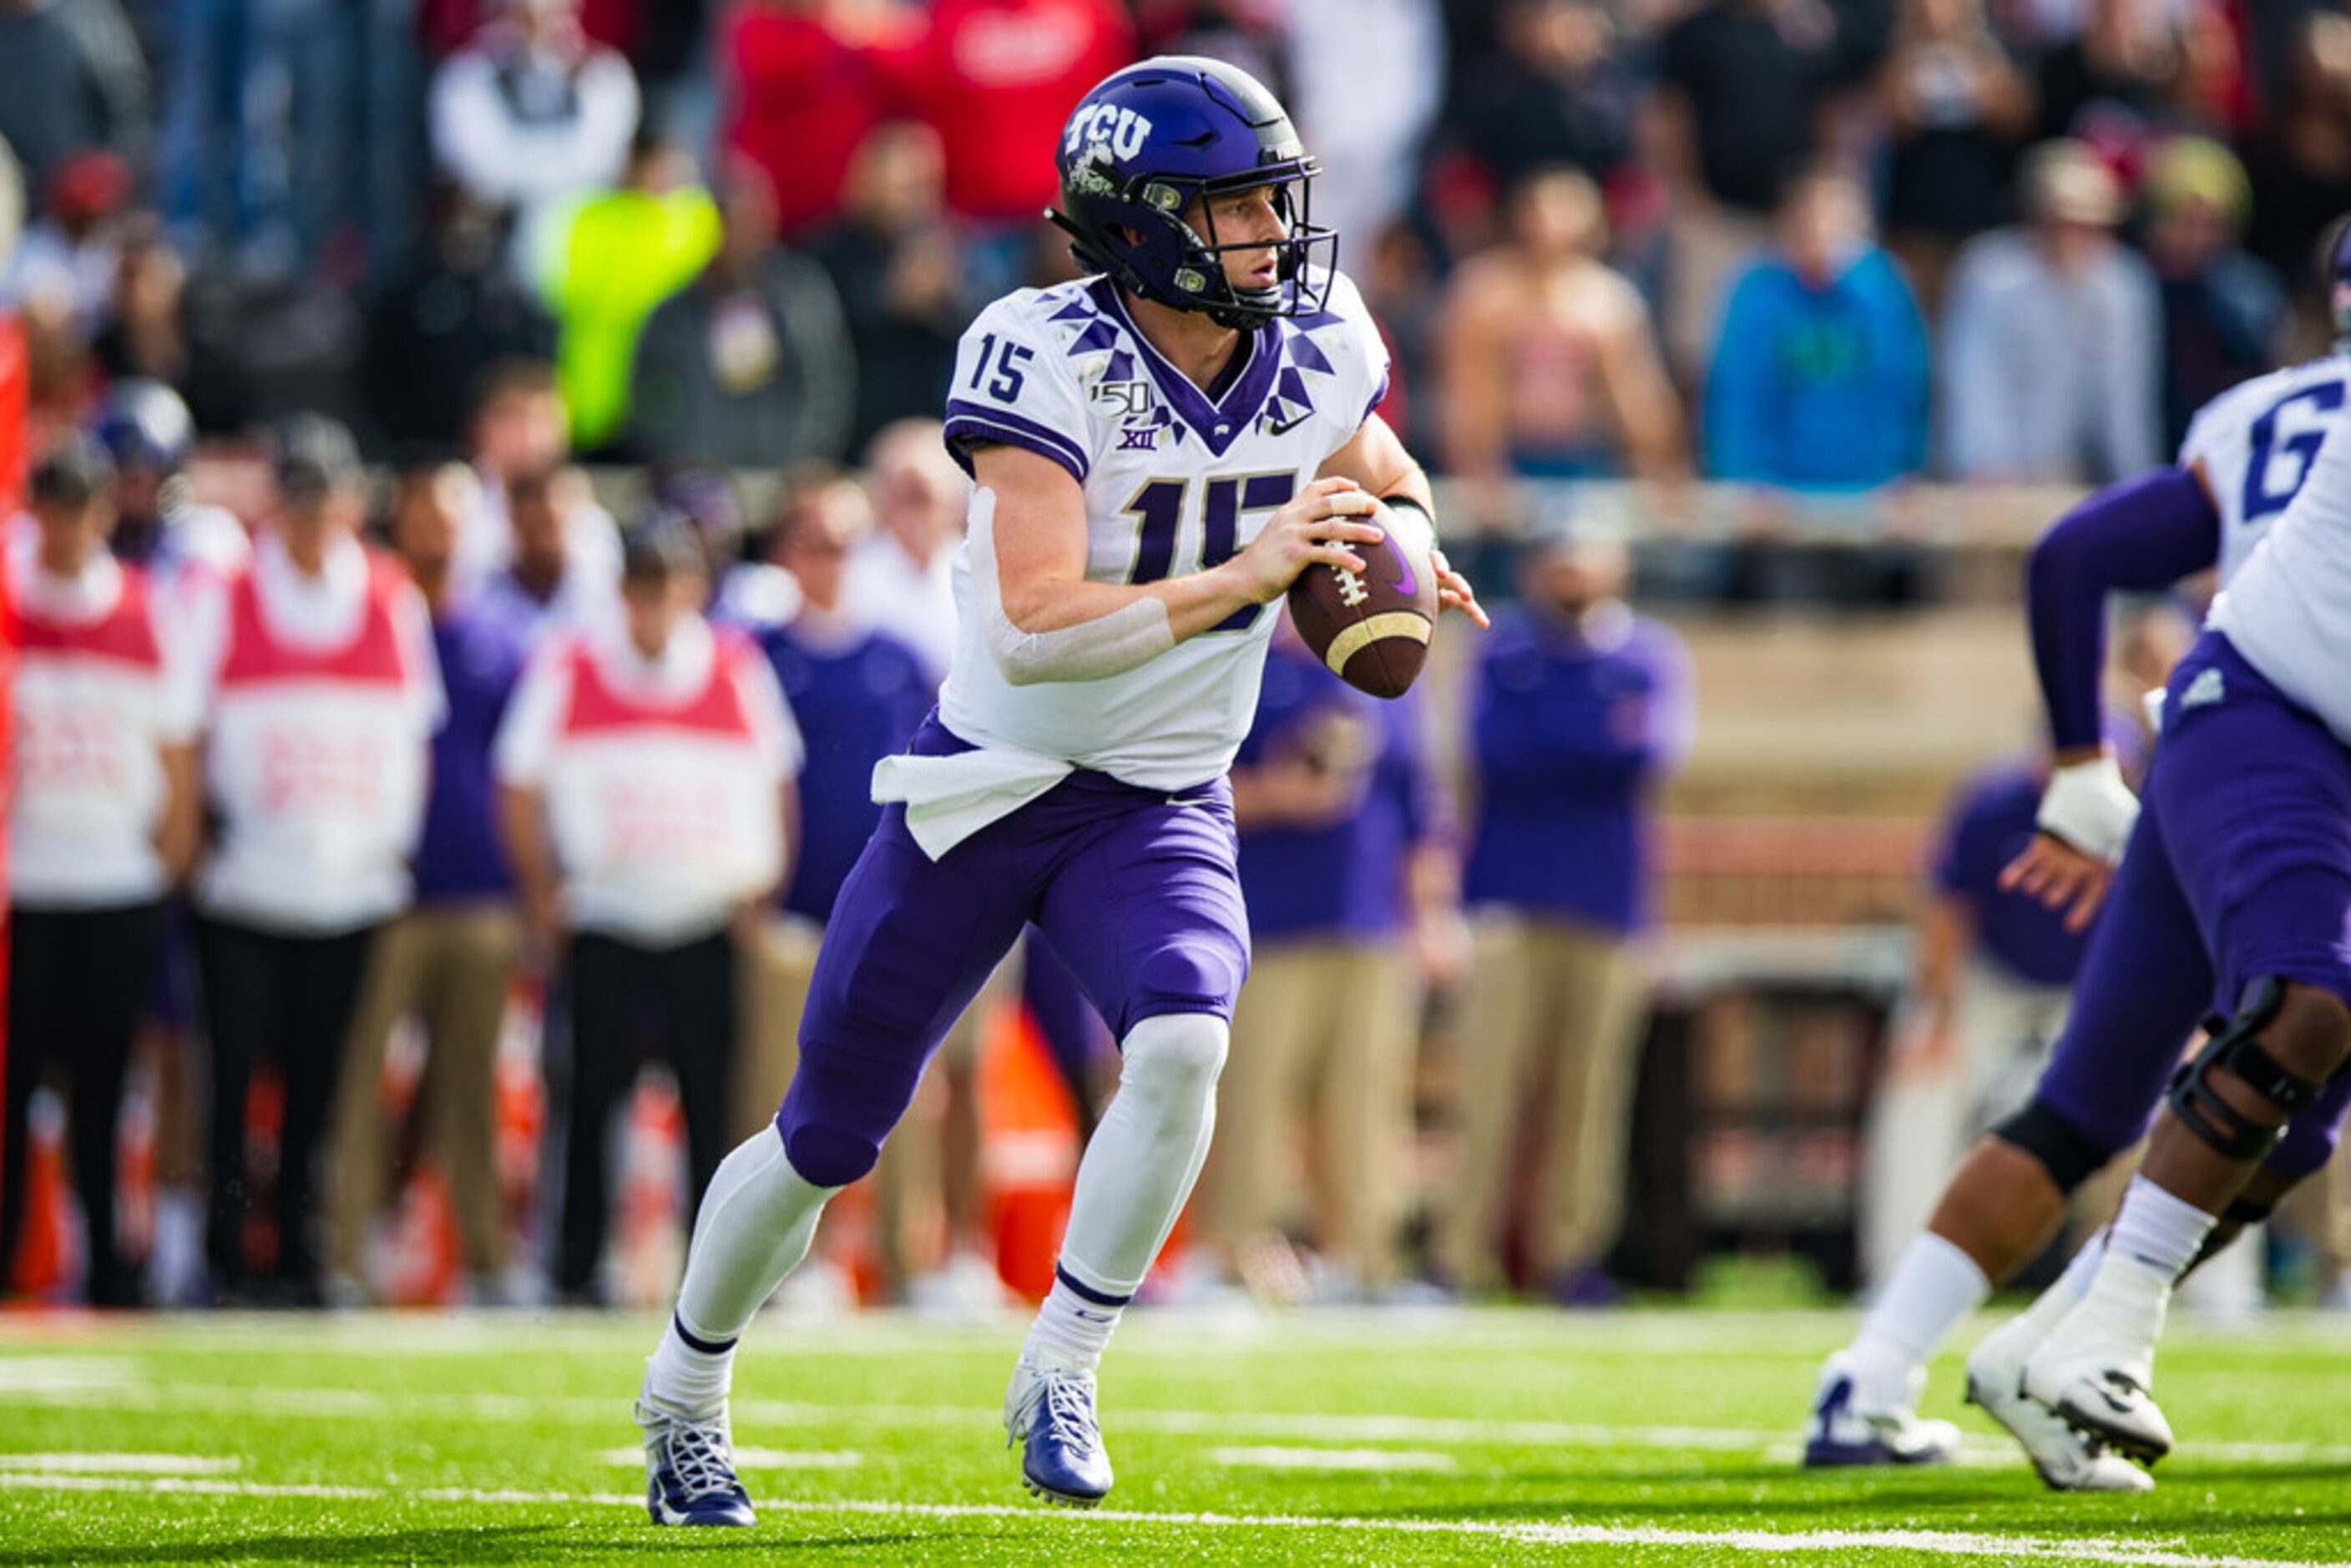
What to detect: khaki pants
<box><xmin>739</xmin><ymin>913</ymin><xmax>993</xmax><ymax>1287</ymax></box>
<box><xmin>327</xmin><ymin>904</ymin><xmax>520</xmax><ymax>1279</ymax></box>
<box><xmin>1439</xmin><ymin>912</ymin><xmax>1651</xmax><ymax>1289</ymax></box>
<box><xmin>735</xmin><ymin>915</ymin><xmax>821</xmax><ymax>1143</ymax></box>
<box><xmin>1860</xmin><ymin>962</ymin><xmax>2072</xmax><ymax>1287</ymax></box>
<box><xmin>1198</xmin><ymin>938</ymin><xmax>1419</xmax><ymax>1288</ymax></box>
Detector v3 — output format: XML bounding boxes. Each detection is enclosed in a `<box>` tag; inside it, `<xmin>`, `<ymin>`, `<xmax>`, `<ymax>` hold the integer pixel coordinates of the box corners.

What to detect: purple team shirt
<box><xmin>756</xmin><ymin>618</ymin><xmax>934</xmax><ymax>925</ymax></box>
<box><xmin>1462</xmin><ymin>604</ymin><xmax>1691</xmax><ymax>935</ymax></box>
<box><xmin>1234</xmin><ymin>641</ymin><xmax>1438</xmax><ymax>943</ymax></box>
<box><xmin>412</xmin><ymin>599</ymin><xmax>528</xmax><ymax>903</ymax></box>
<box><xmin>1931</xmin><ymin>761</ymin><xmax>2092</xmax><ymax>989</ymax></box>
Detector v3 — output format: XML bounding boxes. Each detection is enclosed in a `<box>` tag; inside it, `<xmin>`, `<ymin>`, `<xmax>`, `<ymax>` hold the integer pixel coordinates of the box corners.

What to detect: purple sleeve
<box><xmin>2025</xmin><ymin>466</ymin><xmax>2219</xmax><ymax>753</ymax></box>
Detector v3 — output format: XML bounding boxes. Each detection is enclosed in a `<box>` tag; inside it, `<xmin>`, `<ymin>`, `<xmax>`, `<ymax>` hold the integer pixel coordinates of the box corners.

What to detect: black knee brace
<box><xmin>2167</xmin><ymin>979</ymin><xmax>2321</xmax><ymax>1162</ymax></box>
<box><xmin>1990</xmin><ymin>1100</ymin><xmax>2110</xmax><ymax>1192</ymax></box>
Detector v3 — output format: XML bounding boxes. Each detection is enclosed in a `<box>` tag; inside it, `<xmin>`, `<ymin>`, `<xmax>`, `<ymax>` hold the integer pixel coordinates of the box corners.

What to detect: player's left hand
<box><xmin>1429</xmin><ymin>546</ymin><xmax>1489</xmax><ymax>629</ymax></box>
<box><xmin>1999</xmin><ymin>832</ymin><xmax>2114</xmax><ymax>933</ymax></box>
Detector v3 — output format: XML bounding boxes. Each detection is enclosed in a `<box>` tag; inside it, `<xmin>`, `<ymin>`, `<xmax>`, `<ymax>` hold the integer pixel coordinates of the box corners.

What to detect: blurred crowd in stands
<box><xmin>8</xmin><ymin>0</ymin><xmax>2351</xmax><ymax>1315</ymax></box>
<box><xmin>3</xmin><ymin>0</ymin><xmax>2347</xmax><ymax>516</ymax></box>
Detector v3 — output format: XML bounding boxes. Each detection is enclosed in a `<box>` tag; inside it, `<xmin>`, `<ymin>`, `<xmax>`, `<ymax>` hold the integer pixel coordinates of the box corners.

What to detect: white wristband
<box><xmin>2035</xmin><ymin>755</ymin><xmax>2140</xmax><ymax>864</ymax></box>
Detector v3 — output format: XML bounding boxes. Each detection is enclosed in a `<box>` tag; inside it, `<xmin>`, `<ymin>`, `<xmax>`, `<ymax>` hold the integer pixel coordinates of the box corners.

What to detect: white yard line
<box><xmin>18</xmin><ymin>1376</ymin><xmax>2351</xmax><ymax>1469</ymax></box>
<box><xmin>592</xmin><ymin>1446</ymin><xmax>862</xmax><ymax>1469</ymax></box>
<box><xmin>1205</xmin><ymin>1446</ymin><xmax>1459</xmax><ymax>1471</ymax></box>
<box><xmin>0</xmin><ymin>1454</ymin><xmax>241</xmax><ymax>1474</ymax></box>
<box><xmin>0</xmin><ymin>1470</ymin><xmax>2335</xmax><ymax>1567</ymax></box>
<box><xmin>18</xmin><ymin>1382</ymin><xmax>2351</xmax><ymax>1476</ymax></box>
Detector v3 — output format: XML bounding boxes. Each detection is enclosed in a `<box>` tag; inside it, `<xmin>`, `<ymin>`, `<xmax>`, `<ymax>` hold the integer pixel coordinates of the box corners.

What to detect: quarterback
<box><xmin>629</xmin><ymin>56</ymin><xmax>1483</xmax><ymax>1523</ymax></box>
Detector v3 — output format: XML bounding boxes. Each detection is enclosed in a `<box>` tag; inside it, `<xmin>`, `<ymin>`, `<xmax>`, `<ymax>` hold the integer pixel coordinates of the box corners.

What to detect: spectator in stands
<box><xmin>889</xmin><ymin>0</ymin><xmax>1135</xmax><ymax>295</ymax></box>
<box><xmin>739</xmin><ymin>468</ymin><xmax>945</xmax><ymax>1300</ymax></box>
<box><xmin>495</xmin><ymin>519</ymin><xmax>800</xmax><ymax>1304</ymax></box>
<box><xmin>1706</xmin><ymin>162</ymin><xmax>1931</xmax><ymax>494</ymax></box>
<box><xmin>1199</xmin><ymin>616</ymin><xmax>1460</xmax><ymax>1302</ymax></box>
<box><xmin>1939</xmin><ymin>139</ymin><xmax>2161</xmax><ymax>483</ymax></box>
<box><xmin>1359</xmin><ymin>221</ymin><xmax>1441</xmax><ymax>462</ymax></box>
<box><xmin>477</xmin><ymin>463</ymin><xmax>619</xmax><ymax>644</ymax></box>
<box><xmin>0</xmin><ymin>0</ymin><xmax>148</xmax><ymax>220</ymax></box>
<box><xmin>629</xmin><ymin>160</ymin><xmax>855</xmax><ymax>469</ymax></box>
<box><xmin>1878</xmin><ymin>0</ymin><xmax>2036</xmax><ymax>312</ymax></box>
<box><xmin>328</xmin><ymin>463</ymin><xmax>529</xmax><ymax>1306</ymax></box>
<box><xmin>1436</xmin><ymin>167</ymin><xmax>1685</xmax><ymax>520</ymax></box>
<box><xmin>88</xmin><ymin>377</ymin><xmax>250</xmax><ymax>586</ymax></box>
<box><xmin>808</xmin><ymin>122</ymin><xmax>973</xmax><ymax>458</ymax></box>
<box><xmin>1861</xmin><ymin>746</ymin><xmax>2111</xmax><ymax>1282</ymax></box>
<box><xmin>739</xmin><ymin>470</ymin><xmax>927</xmax><ymax>1134</ymax></box>
<box><xmin>2244</xmin><ymin>13</ymin><xmax>2351</xmax><ymax>329</ymax></box>
<box><xmin>2144</xmin><ymin>136</ymin><xmax>2288</xmax><ymax>455</ymax></box>
<box><xmin>0</xmin><ymin>438</ymin><xmax>200</xmax><ymax>1307</ymax></box>
<box><xmin>361</xmin><ymin>187</ymin><xmax>558</xmax><ymax>461</ymax></box>
<box><xmin>428</xmin><ymin>0</ymin><xmax>640</xmax><ymax>259</ymax></box>
<box><xmin>535</xmin><ymin>132</ymin><xmax>719</xmax><ymax>455</ymax></box>
<box><xmin>90</xmin><ymin>220</ymin><xmax>254</xmax><ymax>438</ymax></box>
<box><xmin>660</xmin><ymin>465</ymin><xmax>801</xmax><ymax>635</ymax></box>
<box><xmin>455</xmin><ymin>357</ymin><xmax>620</xmax><ymax>595</ymax></box>
<box><xmin>1283</xmin><ymin>0</ymin><xmax>1446</xmax><ymax>255</ymax></box>
<box><xmin>2021</xmin><ymin>0</ymin><xmax>2205</xmax><ymax>146</ymax></box>
<box><xmin>1654</xmin><ymin>0</ymin><xmax>1848</xmax><ymax>375</ymax></box>
<box><xmin>1453</xmin><ymin>0</ymin><xmax>1638</xmax><ymax>195</ymax></box>
<box><xmin>1438</xmin><ymin>522</ymin><xmax>1692</xmax><ymax>1305</ymax></box>
<box><xmin>186</xmin><ymin>415</ymin><xmax>443</xmax><ymax>1306</ymax></box>
<box><xmin>722</xmin><ymin>0</ymin><xmax>914</xmax><ymax>240</ymax></box>
<box><xmin>3</xmin><ymin>148</ymin><xmax>130</xmax><ymax>332</ymax></box>
<box><xmin>846</xmin><ymin>417</ymin><xmax>967</xmax><ymax>681</ymax></box>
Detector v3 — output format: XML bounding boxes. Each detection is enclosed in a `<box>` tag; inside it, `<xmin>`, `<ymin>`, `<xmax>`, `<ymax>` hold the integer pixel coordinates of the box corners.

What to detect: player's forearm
<box><xmin>1002</xmin><ymin>560</ymin><xmax>1261</xmax><ymax>645</ymax></box>
<box><xmin>2025</xmin><ymin>467</ymin><xmax>2217</xmax><ymax>751</ymax></box>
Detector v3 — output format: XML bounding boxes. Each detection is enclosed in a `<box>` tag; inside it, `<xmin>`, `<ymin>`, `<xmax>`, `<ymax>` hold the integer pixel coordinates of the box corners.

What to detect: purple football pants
<box><xmin>776</xmin><ymin>716</ymin><xmax>1251</xmax><ymax>1188</ymax></box>
<box><xmin>2032</xmin><ymin>633</ymin><xmax>2351</xmax><ymax>1182</ymax></box>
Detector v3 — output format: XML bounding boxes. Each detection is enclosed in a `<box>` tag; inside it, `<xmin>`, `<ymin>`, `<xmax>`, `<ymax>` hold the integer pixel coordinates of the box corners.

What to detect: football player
<box><xmin>88</xmin><ymin>379</ymin><xmax>250</xmax><ymax>589</ymax></box>
<box><xmin>630</xmin><ymin>56</ymin><xmax>1484</xmax><ymax>1525</ymax></box>
<box><xmin>1807</xmin><ymin>216</ymin><xmax>2351</xmax><ymax>1490</ymax></box>
<box><xmin>2011</xmin><ymin>239</ymin><xmax>2351</xmax><ymax>1472</ymax></box>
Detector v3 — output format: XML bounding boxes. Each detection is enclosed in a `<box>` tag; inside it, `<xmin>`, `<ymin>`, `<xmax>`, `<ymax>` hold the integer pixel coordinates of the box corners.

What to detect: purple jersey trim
<box><xmin>944</xmin><ymin>402</ymin><xmax>1090</xmax><ymax>485</ymax></box>
<box><xmin>1090</xmin><ymin>277</ymin><xmax>1282</xmax><ymax>457</ymax></box>
<box><xmin>2026</xmin><ymin>465</ymin><xmax>2218</xmax><ymax>752</ymax></box>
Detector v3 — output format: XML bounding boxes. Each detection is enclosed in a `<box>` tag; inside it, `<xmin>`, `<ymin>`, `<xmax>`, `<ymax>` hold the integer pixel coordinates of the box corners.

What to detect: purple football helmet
<box><xmin>1048</xmin><ymin>55</ymin><xmax>1335</xmax><ymax>329</ymax></box>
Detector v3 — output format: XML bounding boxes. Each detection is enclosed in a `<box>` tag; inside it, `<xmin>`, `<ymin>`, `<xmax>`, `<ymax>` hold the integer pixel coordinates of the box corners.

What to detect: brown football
<box><xmin>1286</xmin><ymin>515</ymin><xmax>1438</xmax><ymax>699</ymax></box>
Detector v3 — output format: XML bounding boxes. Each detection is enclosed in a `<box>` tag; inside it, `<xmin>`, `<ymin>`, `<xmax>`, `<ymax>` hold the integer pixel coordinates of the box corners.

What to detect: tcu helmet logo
<box><xmin>1064</xmin><ymin>103</ymin><xmax>1155</xmax><ymax>164</ymax></box>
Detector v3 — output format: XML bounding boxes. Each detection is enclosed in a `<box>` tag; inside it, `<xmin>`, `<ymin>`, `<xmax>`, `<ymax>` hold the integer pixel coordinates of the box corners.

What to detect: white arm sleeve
<box><xmin>971</xmin><ymin>487</ymin><xmax>1176</xmax><ymax>686</ymax></box>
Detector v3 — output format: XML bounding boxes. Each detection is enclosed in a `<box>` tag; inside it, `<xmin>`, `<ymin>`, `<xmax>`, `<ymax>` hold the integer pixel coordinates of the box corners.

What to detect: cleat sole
<box><xmin>2052</xmin><ymin>1393</ymin><xmax>2170</xmax><ymax>1468</ymax></box>
<box><xmin>1022</xmin><ymin>1473</ymin><xmax>1105</xmax><ymax>1509</ymax></box>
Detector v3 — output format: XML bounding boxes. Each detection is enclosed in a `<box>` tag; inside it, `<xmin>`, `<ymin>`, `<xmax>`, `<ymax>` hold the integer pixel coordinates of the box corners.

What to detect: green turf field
<box><xmin>3</xmin><ymin>1306</ymin><xmax>2349</xmax><ymax>1565</ymax></box>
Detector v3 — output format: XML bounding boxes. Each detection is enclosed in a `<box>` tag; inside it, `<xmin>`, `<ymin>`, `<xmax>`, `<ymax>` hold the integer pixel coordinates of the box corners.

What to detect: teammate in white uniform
<box><xmin>2005</xmin><ymin>341</ymin><xmax>2351</xmax><ymax>1468</ymax></box>
<box><xmin>1807</xmin><ymin>248</ymin><xmax>2351</xmax><ymax>1488</ymax></box>
<box><xmin>628</xmin><ymin>56</ymin><xmax>1481</xmax><ymax>1525</ymax></box>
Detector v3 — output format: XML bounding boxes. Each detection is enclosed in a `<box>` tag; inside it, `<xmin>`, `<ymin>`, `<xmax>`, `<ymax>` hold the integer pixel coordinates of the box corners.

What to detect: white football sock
<box><xmin>2050</xmin><ymin>1180</ymin><xmax>2215</xmax><ymax>1388</ymax></box>
<box><xmin>2000</xmin><ymin>1229</ymin><xmax>2109</xmax><ymax>1350</ymax></box>
<box><xmin>1021</xmin><ymin>1013</ymin><xmax>1227</xmax><ymax>1374</ymax></box>
<box><xmin>1846</xmin><ymin>1232</ymin><xmax>1989</xmax><ymax>1411</ymax></box>
<box><xmin>645</xmin><ymin>1129</ymin><xmax>837</xmax><ymax>1414</ymax></box>
<box><xmin>2107</xmin><ymin>1176</ymin><xmax>2217</xmax><ymax>1281</ymax></box>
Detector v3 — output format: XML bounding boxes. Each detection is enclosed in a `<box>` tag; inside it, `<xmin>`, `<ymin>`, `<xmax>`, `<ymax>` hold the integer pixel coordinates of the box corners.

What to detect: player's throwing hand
<box><xmin>1227</xmin><ymin>476</ymin><xmax>1386</xmax><ymax>603</ymax></box>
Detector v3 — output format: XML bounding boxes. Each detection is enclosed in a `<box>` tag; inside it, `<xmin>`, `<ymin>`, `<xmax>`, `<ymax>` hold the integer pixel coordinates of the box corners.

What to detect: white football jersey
<box><xmin>2179</xmin><ymin>353</ymin><xmax>2351</xmax><ymax>586</ymax></box>
<box><xmin>2209</xmin><ymin>357</ymin><xmax>2351</xmax><ymax>746</ymax></box>
<box><xmin>936</xmin><ymin>267</ymin><xmax>1389</xmax><ymax>791</ymax></box>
